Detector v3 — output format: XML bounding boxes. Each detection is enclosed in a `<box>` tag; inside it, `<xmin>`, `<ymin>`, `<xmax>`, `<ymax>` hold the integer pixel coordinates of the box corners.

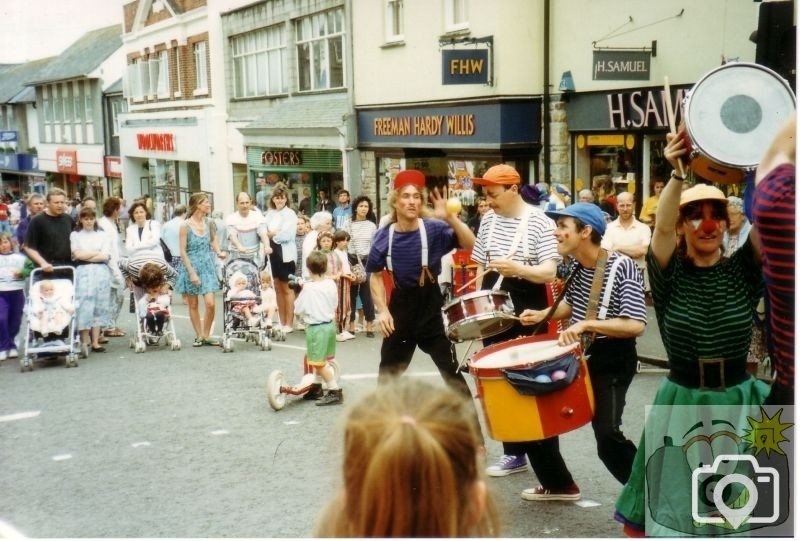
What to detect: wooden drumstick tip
<box><xmin>663</xmin><ymin>76</ymin><xmax>686</xmax><ymax>177</ymax></box>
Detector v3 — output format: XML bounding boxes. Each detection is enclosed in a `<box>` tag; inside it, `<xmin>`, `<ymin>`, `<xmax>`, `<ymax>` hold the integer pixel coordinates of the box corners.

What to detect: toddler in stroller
<box><xmin>221</xmin><ymin>258</ymin><xmax>273</xmax><ymax>352</ymax></box>
<box><xmin>30</xmin><ymin>279</ymin><xmax>74</xmax><ymax>336</ymax></box>
<box><xmin>130</xmin><ymin>263</ymin><xmax>180</xmax><ymax>353</ymax></box>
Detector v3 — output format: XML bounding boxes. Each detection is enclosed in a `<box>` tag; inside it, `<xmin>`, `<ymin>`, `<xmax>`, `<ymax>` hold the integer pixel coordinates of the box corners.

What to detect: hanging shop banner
<box><xmin>442</xmin><ymin>49</ymin><xmax>490</xmax><ymax>85</ymax></box>
<box><xmin>56</xmin><ymin>149</ymin><xmax>78</xmax><ymax>174</ymax></box>
<box><xmin>593</xmin><ymin>50</ymin><xmax>650</xmax><ymax>81</ymax></box>
<box><xmin>0</xmin><ymin>131</ymin><xmax>18</xmax><ymax>142</ymax></box>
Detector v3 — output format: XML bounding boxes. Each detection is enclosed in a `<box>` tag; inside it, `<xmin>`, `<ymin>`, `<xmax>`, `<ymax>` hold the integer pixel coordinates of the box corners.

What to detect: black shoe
<box><xmin>303</xmin><ymin>383</ymin><xmax>324</xmax><ymax>400</ymax></box>
<box><xmin>316</xmin><ymin>389</ymin><xmax>343</xmax><ymax>406</ymax></box>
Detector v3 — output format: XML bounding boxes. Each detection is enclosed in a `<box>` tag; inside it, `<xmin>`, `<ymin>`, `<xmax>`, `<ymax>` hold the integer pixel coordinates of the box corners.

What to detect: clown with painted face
<box><xmin>614</xmin><ymin>128</ymin><xmax>770</xmax><ymax>536</ymax></box>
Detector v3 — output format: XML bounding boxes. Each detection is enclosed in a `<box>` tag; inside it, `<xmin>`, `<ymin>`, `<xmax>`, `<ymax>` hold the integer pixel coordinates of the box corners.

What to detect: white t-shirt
<box><xmin>294</xmin><ymin>278</ymin><xmax>337</xmax><ymax>325</ymax></box>
<box><xmin>226</xmin><ymin>210</ymin><xmax>263</xmax><ymax>252</ymax></box>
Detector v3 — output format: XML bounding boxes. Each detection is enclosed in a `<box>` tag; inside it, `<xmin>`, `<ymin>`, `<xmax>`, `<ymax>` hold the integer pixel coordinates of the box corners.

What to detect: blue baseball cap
<box><xmin>545</xmin><ymin>202</ymin><xmax>607</xmax><ymax>236</ymax></box>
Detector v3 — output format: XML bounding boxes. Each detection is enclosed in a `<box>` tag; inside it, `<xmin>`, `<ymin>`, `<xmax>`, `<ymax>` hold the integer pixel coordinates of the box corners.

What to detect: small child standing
<box><xmin>0</xmin><ymin>232</ymin><xmax>26</xmax><ymax>361</ymax></box>
<box><xmin>226</xmin><ymin>271</ymin><xmax>259</xmax><ymax>327</ymax></box>
<box><xmin>294</xmin><ymin>250</ymin><xmax>343</xmax><ymax>406</ymax></box>
<box><xmin>254</xmin><ymin>270</ymin><xmax>278</xmax><ymax>328</ymax></box>
<box><xmin>137</xmin><ymin>263</ymin><xmax>171</xmax><ymax>336</ymax></box>
<box><xmin>332</xmin><ymin>230</ymin><xmax>354</xmax><ymax>341</ymax></box>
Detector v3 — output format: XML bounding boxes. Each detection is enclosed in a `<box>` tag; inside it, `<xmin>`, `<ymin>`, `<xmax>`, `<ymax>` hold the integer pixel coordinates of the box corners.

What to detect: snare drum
<box><xmin>442</xmin><ymin>290</ymin><xmax>515</xmax><ymax>342</ymax></box>
<box><xmin>683</xmin><ymin>62</ymin><xmax>795</xmax><ymax>181</ymax></box>
<box><xmin>468</xmin><ymin>335</ymin><xmax>594</xmax><ymax>442</ymax></box>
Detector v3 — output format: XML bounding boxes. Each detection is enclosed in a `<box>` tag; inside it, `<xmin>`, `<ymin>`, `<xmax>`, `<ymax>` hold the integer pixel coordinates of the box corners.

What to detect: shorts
<box><xmin>305</xmin><ymin>322</ymin><xmax>336</xmax><ymax>366</ymax></box>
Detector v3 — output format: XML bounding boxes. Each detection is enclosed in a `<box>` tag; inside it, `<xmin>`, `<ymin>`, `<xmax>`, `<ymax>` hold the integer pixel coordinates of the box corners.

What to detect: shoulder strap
<box><xmin>582</xmin><ymin>248</ymin><xmax>609</xmax><ymax>350</ymax></box>
<box><xmin>598</xmin><ymin>254</ymin><xmax>625</xmax><ymax>320</ymax></box>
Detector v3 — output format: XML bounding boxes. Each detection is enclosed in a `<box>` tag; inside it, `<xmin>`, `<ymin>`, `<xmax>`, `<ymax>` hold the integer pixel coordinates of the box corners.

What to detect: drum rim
<box><xmin>442</xmin><ymin>288</ymin><xmax>511</xmax><ymax>309</ymax></box>
<box><xmin>684</xmin><ymin>62</ymin><xmax>796</xmax><ymax>169</ymax></box>
<box><xmin>447</xmin><ymin>311</ymin><xmax>518</xmax><ymax>341</ymax></box>
<box><xmin>469</xmin><ymin>336</ymin><xmax>578</xmax><ymax>370</ymax></box>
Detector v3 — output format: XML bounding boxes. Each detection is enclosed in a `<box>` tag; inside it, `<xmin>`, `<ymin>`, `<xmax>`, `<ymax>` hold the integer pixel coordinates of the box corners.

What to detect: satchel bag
<box><xmin>350</xmin><ymin>254</ymin><xmax>367</xmax><ymax>285</ymax></box>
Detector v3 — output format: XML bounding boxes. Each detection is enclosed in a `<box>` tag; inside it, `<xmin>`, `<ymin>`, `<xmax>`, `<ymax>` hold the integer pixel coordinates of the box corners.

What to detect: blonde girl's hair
<box><xmin>315</xmin><ymin>380</ymin><xmax>499</xmax><ymax>538</ymax></box>
<box><xmin>187</xmin><ymin>192</ymin><xmax>209</xmax><ymax>217</ymax></box>
<box><xmin>259</xmin><ymin>270</ymin><xmax>273</xmax><ymax>287</ymax></box>
<box><xmin>385</xmin><ymin>185</ymin><xmax>433</xmax><ymax>224</ymax></box>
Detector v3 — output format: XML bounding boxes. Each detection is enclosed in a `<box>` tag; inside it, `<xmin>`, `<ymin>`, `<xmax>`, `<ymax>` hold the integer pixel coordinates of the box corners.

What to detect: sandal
<box><xmin>202</xmin><ymin>337</ymin><xmax>220</xmax><ymax>346</ymax></box>
<box><xmin>104</xmin><ymin>328</ymin><xmax>126</xmax><ymax>337</ymax></box>
<box><xmin>193</xmin><ymin>337</ymin><xmax>204</xmax><ymax>347</ymax></box>
<box><xmin>91</xmin><ymin>346</ymin><xmax>107</xmax><ymax>353</ymax></box>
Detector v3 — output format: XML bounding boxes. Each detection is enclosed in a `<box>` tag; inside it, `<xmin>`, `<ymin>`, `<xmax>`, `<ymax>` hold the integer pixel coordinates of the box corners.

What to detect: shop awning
<box><xmin>239</xmin><ymin>95</ymin><xmax>350</xmax><ymax>134</ymax></box>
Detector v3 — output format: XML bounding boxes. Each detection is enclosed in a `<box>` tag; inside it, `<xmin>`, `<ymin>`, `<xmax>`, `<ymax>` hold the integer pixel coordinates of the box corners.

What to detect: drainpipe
<box><xmin>541</xmin><ymin>0</ymin><xmax>551</xmax><ymax>185</ymax></box>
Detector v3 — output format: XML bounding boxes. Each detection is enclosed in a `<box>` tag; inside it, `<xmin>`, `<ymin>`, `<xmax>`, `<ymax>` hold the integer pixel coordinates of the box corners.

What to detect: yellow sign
<box><xmin>586</xmin><ymin>134</ymin><xmax>625</xmax><ymax>146</ymax></box>
<box><xmin>373</xmin><ymin>114</ymin><xmax>476</xmax><ymax>137</ymax></box>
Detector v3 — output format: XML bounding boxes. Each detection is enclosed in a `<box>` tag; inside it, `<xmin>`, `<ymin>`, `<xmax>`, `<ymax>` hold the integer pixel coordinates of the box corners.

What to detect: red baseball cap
<box><xmin>394</xmin><ymin>169</ymin><xmax>426</xmax><ymax>190</ymax></box>
<box><xmin>472</xmin><ymin>164</ymin><xmax>521</xmax><ymax>186</ymax></box>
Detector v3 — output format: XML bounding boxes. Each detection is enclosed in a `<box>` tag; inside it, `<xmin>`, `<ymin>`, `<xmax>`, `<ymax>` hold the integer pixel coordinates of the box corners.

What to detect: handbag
<box><xmin>350</xmin><ymin>254</ymin><xmax>367</xmax><ymax>285</ymax></box>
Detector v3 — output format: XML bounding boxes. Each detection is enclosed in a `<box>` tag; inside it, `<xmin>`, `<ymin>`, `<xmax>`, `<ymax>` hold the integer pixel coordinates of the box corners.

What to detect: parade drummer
<box><xmin>366</xmin><ymin>169</ymin><xmax>476</xmax><ymax>397</ymax></box>
<box><xmin>519</xmin><ymin>202</ymin><xmax>646</xmax><ymax>501</ymax></box>
<box><xmin>470</xmin><ymin>164</ymin><xmax>561</xmax><ymax>478</ymax></box>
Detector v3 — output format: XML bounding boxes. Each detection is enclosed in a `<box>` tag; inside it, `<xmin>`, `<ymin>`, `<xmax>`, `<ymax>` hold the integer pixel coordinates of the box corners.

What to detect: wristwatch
<box><xmin>670</xmin><ymin>170</ymin><xmax>687</xmax><ymax>181</ymax></box>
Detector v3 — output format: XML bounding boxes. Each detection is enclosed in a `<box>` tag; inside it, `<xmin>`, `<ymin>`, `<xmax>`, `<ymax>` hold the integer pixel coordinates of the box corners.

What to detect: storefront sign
<box><xmin>565</xmin><ymin>85</ymin><xmax>691</xmax><ymax>132</ymax></box>
<box><xmin>136</xmin><ymin>133</ymin><xmax>175</xmax><ymax>152</ymax></box>
<box><xmin>105</xmin><ymin>156</ymin><xmax>122</xmax><ymax>178</ymax></box>
<box><xmin>442</xmin><ymin>49</ymin><xmax>489</xmax><ymax>85</ymax></box>
<box><xmin>261</xmin><ymin>150</ymin><xmax>302</xmax><ymax>166</ymax></box>
<box><xmin>0</xmin><ymin>131</ymin><xmax>18</xmax><ymax>142</ymax></box>
<box><xmin>593</xmin><ymin>51</ymin><xmax>650</xmax><ymax>81</ymax></box>
<box><xmin>358</xmin><ymin>101</ymin><xmax>541</xmax><ymax>147</ymax></box>
<box><xmin>56</xmin><ymin>149</ymin><xmax>78</xmax><ymax>174</ymax></box>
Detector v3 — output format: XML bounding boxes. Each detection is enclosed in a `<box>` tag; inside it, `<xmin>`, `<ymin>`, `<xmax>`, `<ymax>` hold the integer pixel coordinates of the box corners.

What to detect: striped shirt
<box><xmin>472</xmin><ymin>207</ymin><xmax>559</xmax><ymax>266</ymax></box>
<box><xmin>347</xmin><ymin>219</ymin><xmax>377</xmax><ymax>258</ymax></box>
<box><xmin>565</xmin><ymin>251</ymin><xmax>647</xmax><ymax>337</ymax></box>
<box><xmin>647</xmin><ymin>240</ymin><xmax>763</xmax><ymax>368</ymax></box>
<box><xmin>752</xmin><ymin>163</ymin><xmax>795</xmax><ymax>390</ymax></box>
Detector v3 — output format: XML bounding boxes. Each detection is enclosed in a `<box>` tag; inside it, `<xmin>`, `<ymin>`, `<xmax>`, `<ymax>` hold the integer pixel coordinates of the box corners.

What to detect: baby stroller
<box><xmin>20</xmin><ymin>266</ymin><xmax>80</xmax><ymax>371</ymax></box>
<box><xmin>221</xmin><ymin>258</ymin><xmax>280</xmax><ymax>353</ymax></box>
<box><xmin>119</xmin><ymin>255</ymin><xmax>181</xmax><ymax>353</ymax></box>
<box><xmin>266</xmin><ymin>355</ymin><xmax>341</xmax><ymax>411</ymax></box>
<box><xmin>129</xmin><ymin>288</ymin><xmax>181</xmax><ymax>354</ymax></box>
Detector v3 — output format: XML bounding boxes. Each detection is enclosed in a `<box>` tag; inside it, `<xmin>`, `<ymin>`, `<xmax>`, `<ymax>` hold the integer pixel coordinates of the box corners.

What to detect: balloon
<box><xmin>551</xmin><ymin>370</ymin><xmax>567</xmax><ymax>381</ymax></box>
<box><xmin>446</xmin><ymin>197</ymin><xmax>462</xmax><ymax>215</ymax></box>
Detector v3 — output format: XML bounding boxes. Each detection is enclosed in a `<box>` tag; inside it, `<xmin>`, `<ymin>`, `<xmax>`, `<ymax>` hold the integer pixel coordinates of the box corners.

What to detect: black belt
<box><xmin>668</xmin><ymin>357</ymin><xmax>750</xmax><ymax>391</ymax></box>
<box><xmin>308</xmin><ymin>321</ymin><xmax>332</xmax><ymax>326</ymax></box>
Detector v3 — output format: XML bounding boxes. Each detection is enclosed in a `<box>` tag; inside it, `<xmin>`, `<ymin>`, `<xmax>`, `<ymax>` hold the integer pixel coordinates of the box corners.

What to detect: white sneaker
<box><xmin>336</xmin><ymin>333</ymin><xmax>348</xmax><ymax>342</ymax></box>
<box><xmin>8</xmin><ymin>348</ymin><xmax>18</xmax><ymax>358</ymax></box>
<box><xmin>0</xmin><ymin>351</ymin><xmax>7</xmax><ymax>362</ymax></box>
<box><xmin>342</xmin><ymin>330</ymin><xmax>356</xmax><ymax>340</ymax></box>
<box><xmin>295</xmin><ymin>322</ymin><xmax>306</xmax><ymax>331</ymax></box>
<box><xmin>282</xmin><ymin>325</ymin><xmax>294</xmax><ymax>334</ymax></box>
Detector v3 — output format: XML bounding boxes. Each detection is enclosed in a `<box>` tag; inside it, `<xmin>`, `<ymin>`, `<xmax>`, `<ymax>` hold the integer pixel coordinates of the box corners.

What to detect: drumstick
<box><xmin>456</xmin><ymin>269</ymin><xmax>489</xmax><ymax>293</ymax></box>
<box><xmin>664</xmin><ymin>76</ymin><xmax>686</xmax><ymax>177</ymax></box>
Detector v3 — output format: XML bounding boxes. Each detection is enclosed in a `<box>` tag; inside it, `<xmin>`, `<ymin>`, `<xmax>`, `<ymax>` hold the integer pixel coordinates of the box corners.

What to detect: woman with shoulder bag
<box><xmin>346</xmin><ymin>196</ymin><xmax>378</xmax><ymax>337</ymax></box>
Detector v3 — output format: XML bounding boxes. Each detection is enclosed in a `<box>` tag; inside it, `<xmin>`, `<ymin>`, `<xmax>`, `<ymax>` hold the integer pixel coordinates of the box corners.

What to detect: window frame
<box><xmin>230</xmin><ymin>23</ymin><xmax>288</xmax><ymax>99</ymax></box>
<box><xmin>193</xmin><ymin>41</ymin><xmax>209</xmax><ymax>96</ymax></box>
<box><xmin>385</xmin><ymin>0</ymin><xmax>404</xmax><ymax>43</ymax></box>
<box><xmin>444</xmin><ymin>0</ymin><xmax>469</xmax><ymax>33</ymax></box>
<box><xmin>294</xmin><ymin>8</ymin><xmax>346</xmax><ymax>93</ymax></box>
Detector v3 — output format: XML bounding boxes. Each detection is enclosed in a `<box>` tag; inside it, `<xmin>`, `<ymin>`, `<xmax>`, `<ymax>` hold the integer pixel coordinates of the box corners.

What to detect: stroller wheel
<box><xmin>66</xmin><ymin>354</ymin><xmax>79</xmax><ymax>368</ymax></box>
<box><xmin>129</xmin><ymin>337</ymin><xmax>135</xmax><ymax>348</ymax></box>
<box><xmin>266</xmin><ymin>370</ymin><xmax>287</xmax><ymax>411</ymax></box>
<box><xmin>171</xmin><ymin>339</ymin><xmax>182</xmax><ymax>351</ymax></box>
<box><xmin>135</xmin><ymin>341</ymin><xmax>146</xmax><ymax>353</ymax></box>
<box><xmin>260</xmin><ymin>336</ymin><xmax>271</xmax><ymax>351</ymax></box>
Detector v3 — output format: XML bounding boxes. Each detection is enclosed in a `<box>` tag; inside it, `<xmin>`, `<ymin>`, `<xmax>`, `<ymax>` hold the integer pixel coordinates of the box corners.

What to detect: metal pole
<box><xmin>542</xmin><ymin>0</ymin><xmax>551</xmax><ymax>185</ymax></box>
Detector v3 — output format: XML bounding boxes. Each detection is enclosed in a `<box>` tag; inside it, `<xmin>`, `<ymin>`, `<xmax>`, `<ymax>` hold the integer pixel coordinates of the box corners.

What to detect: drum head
<box><xmin>685</xmin><ymin>63</ymin><xmax>795</xmax><ymax>169</ymax></box>
<box><xmin>470</xmin><ymin>339</ymin><xmax>575</xmax><ymax>369</ymax></box>
<box><xmin>446</xmin><ymin>312</ymin><xmax>516</xmax><ymax>342</ymax></box>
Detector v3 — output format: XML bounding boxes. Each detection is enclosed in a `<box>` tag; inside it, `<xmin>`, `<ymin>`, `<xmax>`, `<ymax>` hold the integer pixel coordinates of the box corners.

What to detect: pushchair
<box><xmin>129</xmin><ymin>288</ymin><xmax>181</xmax><ymax>353</ymax></box>
<box><xmin>266</xmin><ymin>355</ymin><xmax>341</xmax><ymax>411</ymax></box>
<box><xmin>221</xmin><ymin>258</ymin><xmax>281</xmax><ymax>353</ymax></box>
<box><xmin>20</xmin><ymin>266</ymin><xmax>80</xmax><ymax>371</ymax></box>
<box><xmin>119</xmin><ymin>255</ymin><xmax>181</xmax><ymax>353</ymax></box>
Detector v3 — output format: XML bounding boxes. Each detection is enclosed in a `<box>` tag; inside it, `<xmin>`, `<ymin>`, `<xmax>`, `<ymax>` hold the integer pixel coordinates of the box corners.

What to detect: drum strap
<box><xmin>582</xmin><ymin>248</ymin><xmax>609</xmax><ymax>351</ymax></box>
<box><xmin>486</xmin><ymin>206</ymin><xmax>533</xmax><ymax>291</ymax></box>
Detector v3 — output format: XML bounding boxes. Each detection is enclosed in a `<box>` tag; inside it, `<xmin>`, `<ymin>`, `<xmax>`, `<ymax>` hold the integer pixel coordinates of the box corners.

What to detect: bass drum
<box><xmin>683</xmin><ymin>62</ymin><xmax>795</xmax><ymax>181</ymax></box>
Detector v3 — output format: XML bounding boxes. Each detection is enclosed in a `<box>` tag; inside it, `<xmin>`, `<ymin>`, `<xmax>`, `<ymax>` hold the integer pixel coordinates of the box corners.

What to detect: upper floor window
<box><xmin>111</xmin><ymin>99</ymin><xmax>125</xmax><ymax>136</ymax></box>
<box><xmin>84</xmin><ymin>80</ymin><xmax>93</xmax><ymax>124</ymax></box>
<box><xmin>385</xmin><ymin>0</ymin><xmax>404</xmax><ymax>43</ymax></box>
<box><xmin>295</xmin><ymin>8</ymin><xmax>345</xmax><ymax>92</ymax></box>
<box><xmin>194</xmin><ymin>41</ymin><xmax>209</xmax><ymax>94</ymax></box>
<box><xmin>231</xmin><ymin>24</ymin><xmax>288</xmax><ymax>98</ymax></box>
<box><xmin>444</xmin><ymin>0</ymin><xmax>468</xmax><ymax>33</ymax></box>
